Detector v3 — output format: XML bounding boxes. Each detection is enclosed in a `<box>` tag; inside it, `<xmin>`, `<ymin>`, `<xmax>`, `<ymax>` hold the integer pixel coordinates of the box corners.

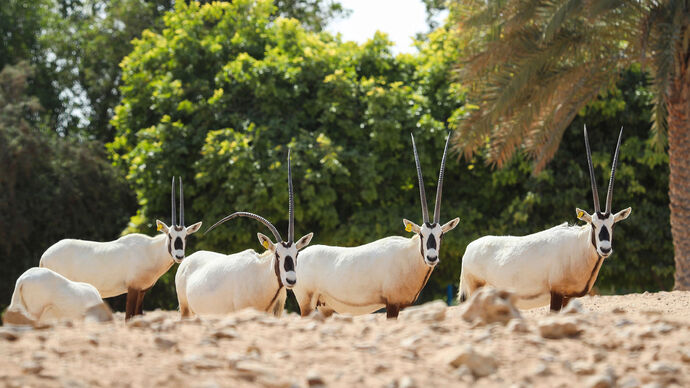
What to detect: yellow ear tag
<box><xmin>577</xmin><ymin>211</ymin><xmax>584</xmax><ymax>218</ymax></box>
<box><xmin>405</xmin><ymin>224</ymin><xmax>412</xmax><ymax>232</ymax></box>
<box><xmin>157</xmin><ymin>224</ymin><xmax>163</xmax><ymax>231</ymax></box>
<box><xmin>262</xmin><ymin>241</ymin><xmax>269</xmax><ymax>249</ymax></box>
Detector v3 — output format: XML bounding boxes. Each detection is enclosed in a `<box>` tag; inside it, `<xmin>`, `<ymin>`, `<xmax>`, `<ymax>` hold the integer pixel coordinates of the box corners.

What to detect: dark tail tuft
<box><xmin>459</xmin><ymin>292</ymin><xmax>467</xmax><ymax>303</ymax></box>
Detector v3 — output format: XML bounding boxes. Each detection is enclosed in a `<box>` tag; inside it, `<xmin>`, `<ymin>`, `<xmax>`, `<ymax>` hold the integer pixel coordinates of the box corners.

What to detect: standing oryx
<box><xmin>458</xmin><ymin>126</ymin><xmax>632</xmax><ymax>311</ymax></box>
<box><xmin>291</xmin><ymin>133</ymin><xmax>460</xmax><ymax>319</ymax></box>
<box><xmin>175</xmin><ymin>150</ymin><xmax>313</xmax><ymax>317</ymax></box>
<box><xmin>40</xmin><ymin>177</ymin><xmax>202</xmax><ymax>319</ymax></box>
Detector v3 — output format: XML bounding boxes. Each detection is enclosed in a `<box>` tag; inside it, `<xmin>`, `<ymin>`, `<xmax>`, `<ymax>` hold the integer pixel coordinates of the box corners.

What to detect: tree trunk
<box><xmin>668</xmin><ymin>50</ymin><xmax>690</xmax><ymax>290</ymax></box>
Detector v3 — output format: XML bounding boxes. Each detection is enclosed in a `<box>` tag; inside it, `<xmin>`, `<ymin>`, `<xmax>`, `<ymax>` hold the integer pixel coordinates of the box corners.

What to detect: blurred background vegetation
<box><xmin>0</xmin><ymin>0</ymin><xmax>675</xmax><ymax>312</ymax></box>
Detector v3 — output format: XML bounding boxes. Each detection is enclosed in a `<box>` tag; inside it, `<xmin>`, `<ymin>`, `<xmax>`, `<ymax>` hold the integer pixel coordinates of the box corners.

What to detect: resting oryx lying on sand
<box><xmin>3</xmin><ymin>267</ymin><xmax>112</xmax><ymax>325</ymax></box>
<box><xmin>292</xmin><ymin>133</ymin><xmax>460</xmax><ymax>319</ymax></box>
<box><xmin>40</xmin><ymin>178</ymin><xmax>202</xmax><ymax>319</ymax></box>
<box><xmin>459</xmin><ymin>126</ymin><xmax>631</xmax><ymax>311</ymax></box>
<box><xmin>175</xmin><ymin>150</ymin><xmax>313</xmax><ymax>317</ymax></box>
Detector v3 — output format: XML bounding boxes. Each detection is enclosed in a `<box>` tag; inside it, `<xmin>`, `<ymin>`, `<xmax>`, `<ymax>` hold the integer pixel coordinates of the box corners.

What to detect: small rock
<box><xmin>309</xmin><ymin>310</ymin><xmax>326</xmax><ymax>323</ymax></box>
<box><xmin>459</xmin><ymin>287</ymin><xmax>521</xmax><ymax>326</ymax></box>
<box><xmin>400</xmin><ymin>335</ymin><xmax>422</xmax><ymax>350</ymax></box>
<box><xmin>306</xmin><ymin>370</ymin><xmax>325</xmax><ymax>387</ymax></box>
<box><xmin>400</xmin><ymin>300</ymin><xmax>446</xmax><ymax>323</ymax></box>
<box><xmin>181</xmin><ymin>354</ymin><xmax>223</xmax><ymax>370</ymax></box>
<box><xmin>399</xmin><ymin>376</ymin><xmax>416</xmax><ymax>388</ymax></box>
<box><xmin>127</xmin><ymin>317</ymin><xmax>150</xmax><ymax>328</ymax></box>
<box><xmin>619</xmin><ymin>376</ymin><xmax>640</xmax><ymax>388</ymax></box>
<box><xmin>648</xmin><ymin>362</ymin><xmax>678</xmax><ymax>375</ymax></box>
<box><xmin>440</xmin><ymin>345</ymin><xmax>497</xmax><ymax>378</ymax></box>
<box><xmin>331</xmin><ymin>314</ymin><xmax>353</xmax><ymax>323</ymax></box>
<box><xmin>592</xmin><ymin>351</ymin><xmax>606</xmax><ymax>362</ymax></box>
<box><xmin>586</xmin><ymin>374</ymin><xmax>614</xmax><ymax>388</ymax></box>
<box><xmin>532</xmin><ymin>363</ymin><xmax>550</xmax><ymax>376</ymax></box>
<box><xmin>154</xmin><ymin>335</ymin><xmax>177</xmax><ymax>350</ymax></box>
<box><xmin>561</xmin><ymin>299</ymin><xmax>585</xmax><ymax>314</ymax></box>
<box><xmin>680</xmin><ymin>349</ymin><xmax>690</xmax><ymax>363</ymax></box>
<box><xmin>0</xmin><ymin>329</ymin><xmax>19</xmax><ymax>341</ymax></box>
<box><xmin>611</xmin><ymin>307</ymin><xmax>625</xmax><ymax>314</ymax></box>
<box><xmin>638</xmin><ymin>328</ymin><xmax>655</xmax><ymax>339</ymax></box>
<box><xmin>538</xmin><ymin>317</ymin><xmax>582</xmax><ymax>339</ymax></box>
<box><xmin>209</xmin><ymin>328</ymin><xmax>238</xmax><ymax>340</ymax></box>
<box><xmin>572</xmin><ymin>361</ymin><xmax>595</xmax><ymax>375</ymax></box>
<box><xmin>88</xmin><ymin>335</ymin><xmax>99</xmax><ymax>346</ymax></box>
<box><xmin>507</xmin><ymin>319</ymin><xmax>529</xmax><ymax>333</ymax></box>
<box><xmin>615</xmin><ymin>318</ymin><xmax>633</xmax><ymax>327</ymax></box>
<box><xmin>21</xmin><ymin>361</ymin><xmax>43</xmax><ymax>375</ymax></box>
<box><xmin>653</xmin><ymin>323</ymin><xmax>674</xmax><ymax>334</ymax></box>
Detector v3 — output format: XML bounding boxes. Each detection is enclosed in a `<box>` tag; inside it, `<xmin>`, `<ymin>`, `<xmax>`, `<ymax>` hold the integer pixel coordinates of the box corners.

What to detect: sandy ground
<box><xmin>1</xmin><ymin>291</ymin><xmax>689</xmax><ymax>388</ymax></box>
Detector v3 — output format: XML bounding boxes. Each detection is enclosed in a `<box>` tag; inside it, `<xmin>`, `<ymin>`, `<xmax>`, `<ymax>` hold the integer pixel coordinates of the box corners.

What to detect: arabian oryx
<box><xmin>175</xmin><ymin>150</ymin><xmax>313</xmax><ymax>317</ymax></box>
<box><xmin>40</xmin><ymin>178</ymin><xmax>202</xmax><ymax>319</ymax></box>
<box><xmin>291</xmin><ymin>133</ymin><xmax>460</xmax><ymax>319</ymax></box>
<box><xmin>458</xmin><ymin>126</ymin><xmax>631</xmax><ymax>311</ymax></box>
<box><xmin>3</xmin><ymin>267</ymin><xmax>113</xmax><ymax>325</ymax></box>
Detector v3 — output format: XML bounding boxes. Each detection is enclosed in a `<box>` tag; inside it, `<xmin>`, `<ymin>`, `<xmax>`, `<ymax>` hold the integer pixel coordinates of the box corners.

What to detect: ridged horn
<box><xmin>171</xmin><ymin>177</ymin><xmax>177</xmax><ymax>227</ymax></box>
<box><xmin>605</xmin><ymin>127</ymin><xmax>623</xmax><ymax>214</ymax></box>
<box><xmin>411</xmin><ymin>133</ymin><xmax>430</xmax><ymax>223</ymax></box>
<box><xmin>287</xmin><ymin>149</ymin><xmax>294</xmax><ymax>243</ymax></box>
<box><xmin>205</xmin><ymin>211</ymin><xmax>282</xmax><ymax>242</ymax></box>
<box><xmin>583</xmin><ymin>125</ymin><xmax>601</xmax><ymax>213</ymax></box>
<box><xmin>433</xmin><ymin>133</ymin><xmax>451</xmax><ymax>224</ymax></box>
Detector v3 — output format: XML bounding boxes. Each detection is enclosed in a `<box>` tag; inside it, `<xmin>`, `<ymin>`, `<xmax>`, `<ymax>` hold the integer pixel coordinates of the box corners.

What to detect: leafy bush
<box><xmin>111</xmin><ymin>0</ymin><xmax>672</xmax><ymax>310</ymax></box>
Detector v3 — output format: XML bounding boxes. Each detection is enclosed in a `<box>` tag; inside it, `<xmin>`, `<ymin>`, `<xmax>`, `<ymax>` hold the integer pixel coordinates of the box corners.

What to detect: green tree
<box><xmin>0</xmin><ymin>62</ymin><xmax>137</xmax><ymax>311</ymax></box>
<box><xmin>449</xmin><ymin>0</ymin><xmax>690</xmax><ymax>289</ymax></box>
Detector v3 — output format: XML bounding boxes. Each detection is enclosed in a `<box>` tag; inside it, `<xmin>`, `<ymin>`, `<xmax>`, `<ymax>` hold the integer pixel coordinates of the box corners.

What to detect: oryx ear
<box><xmin>156</xmin><ymin>220</ymin><xmax>169</xmax><ymax>233</ymax></box>
<box><xmin>441</xmin><ymin>217</ymin><xmax>460</xmax><ymax>233</ymax></box>
<box><xmin>186</xmin><ymin>222</ymin><xmax>203</xmax><ymax>234</ymax></box>
<box><xmin>614</xmin><ymin>207</ymin><xmax>632</xmax><ymax>223</ymax></box>
<box><xmin>576</xmin><ymin>208</ymin><xmax>592</xmax><ymax>223</ymax></box>
<box><xmin>257</xmin><ymin>233</ymin><xmax>275</xmax><ymax>251</ymax></box>
<box><xmin>296</xmin><ymin>232</ymin><xmax>314</xmax><ymax>250</ymax></box>
<box><xmin>402</xmin><ymin>219</ymin><xmax>421</xmax><ymax>233</ymax></box>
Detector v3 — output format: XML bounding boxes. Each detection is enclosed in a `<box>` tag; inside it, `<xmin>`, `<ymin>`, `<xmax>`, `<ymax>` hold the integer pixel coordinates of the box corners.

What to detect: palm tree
<box><xmin>450</xmin><ymin>0</ymin><xmax>689</xmax><ymax>289</ymax></box>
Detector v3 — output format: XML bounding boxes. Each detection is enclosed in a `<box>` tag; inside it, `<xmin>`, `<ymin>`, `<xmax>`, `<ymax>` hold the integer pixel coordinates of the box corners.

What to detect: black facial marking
<box><xmin>174</xmin><ymin>237</ymin><xmax>183</xmax><ymax>250</ymax></box>
<box><xmin>426</xmin><ymin>234</ymin><xmax>437</xmax><ymax>250</ymax></box>
<box><xmin>599</xmin><ymin>226</ymin><xmax>610</xmax><ymax>242</ymax></box>
<box><xmin>590</xmin><ymin>224</ymin><xmax>597</xmax><ymax>248</ymax></box>
<box><xmin>173</xmin><ymin>225</ymin><xmax>184</xmax><ymax>232</ymax></box>
<box><xmin>284</xmin><ymin>256</ymin><xmax>295</xmax><ymax>272</ymax></box>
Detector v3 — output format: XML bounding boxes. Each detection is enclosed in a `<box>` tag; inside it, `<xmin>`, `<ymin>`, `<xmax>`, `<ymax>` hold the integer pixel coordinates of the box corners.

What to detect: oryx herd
<box><xmin>3</xmin><ymin>126</ymin><xmax>631</xmax><ymax>325</ymax></box>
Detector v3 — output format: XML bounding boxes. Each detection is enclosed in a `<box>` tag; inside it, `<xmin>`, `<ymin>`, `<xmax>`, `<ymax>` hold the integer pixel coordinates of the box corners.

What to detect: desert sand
<box><xmin>1</xmin><ymin>291</ymin><xmax>688</xmax><ymax>388</ymax></box>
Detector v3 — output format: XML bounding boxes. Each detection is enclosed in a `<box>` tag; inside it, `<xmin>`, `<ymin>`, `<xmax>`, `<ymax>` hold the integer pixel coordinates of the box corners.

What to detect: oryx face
<box><xmin>403</xmin><ymin>219</ymin><xmax>460</xmax><ymax>266</ymax></box>
<box><xmin>407</xmin><ymin>132</ymin><xmax>460</xmax><ymax>267</ymax></box>
<box><xmin>576</xmin><ymin>209</ymin><xmax>631</xmax><ymax>258</ymax></box>
<box><xmin>258</xmin><ymin>232</ymin><xmax>314</xmax><ymax>289</ymax></box>
<box><xmin>579</xmin><ymin>125</ymin><xmax>632</xmax><ymax>258</ymax></box>
<box><xmin>156</xmin><ymin>176</ymin><xmax>202</xmax><ymax>263</ymax></box>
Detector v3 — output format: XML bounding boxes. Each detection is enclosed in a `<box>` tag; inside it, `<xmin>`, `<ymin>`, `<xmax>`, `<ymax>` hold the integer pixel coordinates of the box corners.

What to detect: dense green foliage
<box><xmin>110</xmin><ymin>0</ymin><xmax>672</xmax><ymax>311</ymax></box>
<box><xmin>0</xmin><ymin>63</ymin><xmax>137</xmax><ymax>310</ymax></box>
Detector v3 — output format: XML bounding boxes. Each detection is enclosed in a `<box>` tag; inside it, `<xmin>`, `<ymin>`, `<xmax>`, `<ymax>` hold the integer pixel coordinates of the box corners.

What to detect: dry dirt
<box><xmin>1</xmin><ymin>291</ymin><xmax>689</xmax><ymax>388</ymax></box>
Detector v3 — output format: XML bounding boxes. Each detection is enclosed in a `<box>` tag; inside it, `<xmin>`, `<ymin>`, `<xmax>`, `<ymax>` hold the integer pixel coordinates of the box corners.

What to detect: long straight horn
<box><xmin>605</xmin><ymin>127</ymin><xmax>623</xmax><ymax>215</ymax></box>
<box><xmin>171</xmin><ymin>177</ymin><xmax>177</xmax><ymax>227</ymax></box>
<box><xmin>287</xmin><ymin>149</ymin><xmax>294</xmax><ymax>243</ymax></box>
<box><xmin>179</xmin><ymin>176</ymin><xmax>184</xmax><ymax>227</ymax></box>
<box><xmin>583</xmin><ymin>125</ymin><xmax>601</xmax><ymax>213</ymax></box>
<box><xmin>411</xmin><ymin>133</ymin><xmax>430</xmax><ymax>223</ymax></box>
<box><xmin>433</xmin><ymin>133</ymin><xmax>451</xmax><ymax>224</ymax></box>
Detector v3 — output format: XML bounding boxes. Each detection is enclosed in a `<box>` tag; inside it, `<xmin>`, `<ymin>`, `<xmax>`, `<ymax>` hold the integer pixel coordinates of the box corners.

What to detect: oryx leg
<box><xmin>125</xmin><ymin>288</ymin><xmax>139</xmax><ymax>320</ymax></box>
<box><xmin>386</xmin><ymin>304</ymin><xmax>401</xmax><ymax>319</ymax></box>
<box><xmin>135</xmin><ymin>286</ymin><xmax>152</xmax><ymax>316</ymax></box>
<box><xmin>297</xmin><ymin>292</ymin><xmax>316</xmax><ymax>317</ymax></box>
<box><xmin>562</xmin><ymin>296</ymin><xmax>572</xmax><ymax>309</ymax></box>
<box><xmin>549</xmin><ymin>291</ymin><xmax>564</xmax><ymax>312</ymax></box>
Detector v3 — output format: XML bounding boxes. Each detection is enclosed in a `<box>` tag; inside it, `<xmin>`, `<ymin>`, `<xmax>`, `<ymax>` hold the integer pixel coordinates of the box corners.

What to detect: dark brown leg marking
<box><xmin>386</xmin><ymin>304</ymin><xmax>400</xmax><ymax>319</ymax></box>
<box><xmin>562</xmin><ymin>296</ymin><xmax>572</xmax><ymax>309</ymax></box>
<box><xmin>550</xmin><ymin>291</ymin><xmax>563</xmax><ymax>312</ymax></box>
<box><xmin>135</xmin><ymin>288</ymin><xmax>149</xmax><ymax>316</ymax></box>
<box><xmin>125</xmin><ymin>288</ymin><xmax>139</xmax><ymax>320</ymax></box>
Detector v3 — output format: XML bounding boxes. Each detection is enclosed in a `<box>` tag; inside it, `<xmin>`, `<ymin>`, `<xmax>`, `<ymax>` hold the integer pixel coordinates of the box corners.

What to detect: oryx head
<box><xmin>576</xmin><ymin>126</ymin><xmax>632</xmax><ymax>258</ymax></box>
<box><xmin>156</xmin><ymin>177</ymin><xmax>203</xmax><ymax>263</ymax></box>
<box><xmin>206</xmin><ymin>150</ymin><xmax>313</xmax><ymax>289</ymax></box>
<box><xmin>403</xmin><ymin>133</ymin><xmax>460</xmax><ymax>267</ymax></box>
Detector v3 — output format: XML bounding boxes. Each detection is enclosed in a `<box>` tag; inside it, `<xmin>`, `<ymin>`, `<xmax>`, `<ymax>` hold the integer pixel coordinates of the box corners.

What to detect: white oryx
<box><xmin>458</xmin><ymin>126</ymin><xmax>631</xmax><ymax>311</ymax></box>
<box><xmin>3</xmin><ymin>267</ymin><xmax>113</xmax><ymax>325</ymax></box>
<box><xmin>175</xmin><ymin>150</ymin><xmax>313</xmax><ymax>317</ymax></box>
<box><xmin>40</xmin><ymin>178</ymin><xmax>202</xmax><ymax>319</ymax></box>
<box><xmin>292</xmin><ymin>133</ymin><xmax>460</xmax><ymax>319</ymax></box>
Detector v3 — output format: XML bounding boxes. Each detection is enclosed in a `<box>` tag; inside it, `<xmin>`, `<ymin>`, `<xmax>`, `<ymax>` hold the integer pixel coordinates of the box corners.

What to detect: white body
<box><xmin>5</xmin><ymin>267</ymin><xmax>109</xmax><ymax>323</ymax></box>
<box><xmin>292</xmin><ymin>235</ymin><xmax>432</xmax><ymax>315</ymax></box>
<box><xmin>459</xmin><ymin>223</ymin><xmax>601</xmax><ymax>309</ymax></box>
<box><xmin>40</xmin><ymin>234</ymin><xmax>172</xmax><ymax>298</ymax></box>
<box><xmin>176</xmin><ymin>249</ymin><xmax>286</xmax><ymax>316</ymax></box>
